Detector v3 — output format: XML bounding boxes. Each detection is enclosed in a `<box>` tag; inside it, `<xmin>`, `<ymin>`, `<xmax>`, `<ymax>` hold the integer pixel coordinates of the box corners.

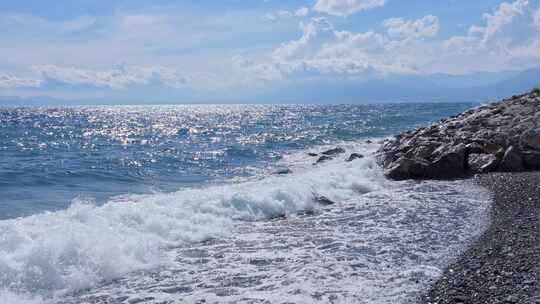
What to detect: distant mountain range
<box><xmin>1</xmin><ymin>68</ymin><xmax>539</xmax><ymax>105</ymax></box>
<box><xmin>265</xmin><ymin>68</ymin><xmax>540</xmax><ymax>104</ymax></box>
<box><xmin>0</xmin><ymin>95</ymin><xmax>69</xmax><ymax>107</ymax></box>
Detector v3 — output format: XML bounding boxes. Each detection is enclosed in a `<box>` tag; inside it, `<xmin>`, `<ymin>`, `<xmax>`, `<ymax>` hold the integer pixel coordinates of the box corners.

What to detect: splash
<box><xmin>0</xmin><ymin>142</ymin><xmax>389</xmax><ymax>302</ymax></box>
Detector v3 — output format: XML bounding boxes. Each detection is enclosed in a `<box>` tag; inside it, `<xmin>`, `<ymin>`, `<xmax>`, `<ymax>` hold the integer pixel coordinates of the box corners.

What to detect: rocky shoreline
<box><xmin>423</xmin><ymin>172</ymin><xmax>540</xmax><ymax>304</ymax></box>
<box><xmin>376</xmin><ymin>89</ymin><xmax>540</xmax><ymax>303</ymax></box>
<box><xmin>378</xmin><ymin>90</ymin><xmax>540</xmax><ymax>180</ymax></box>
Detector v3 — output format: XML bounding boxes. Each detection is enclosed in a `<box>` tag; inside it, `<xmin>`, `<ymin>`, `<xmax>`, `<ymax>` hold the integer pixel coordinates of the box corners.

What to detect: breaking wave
<box><xmin>0</xmin><ymin>142</ymin><xmax>393</xmax><ymax>302</ymax></box>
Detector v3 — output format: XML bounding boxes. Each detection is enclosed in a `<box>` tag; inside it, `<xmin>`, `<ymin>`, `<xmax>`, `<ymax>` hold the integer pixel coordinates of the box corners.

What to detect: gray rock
<box><xmin>490</xmin><ymin>132</ymin><xmax>509</xmax><ymax>147</ymax></box>
<box><xmin>346</xmin><ymin>153</ymin><xmax>364</xmax><ymax>162</ymax></box>
<box><xmin>465</xmin><ymin>142</ymin><xmax>485</xmax><ymax>154</ymax></box>
<box><xmin>274</xmin><ymin>168</ymin><xmax>292</xmax><ymax>175</ymax></box>
<box><xmin>162</xmin><ymin>286</ymin><xmax>193</xmax><ymax>294</ymax></box>
<box><xmin>523</xmin><ymin>150</ymin><xmax>540</xmax><ymax>169</ymax></box>
<box><xmin>504</xmin><ymin>295</ymin><xmax>519</xmax><ymax>303</ymax></box>
<box><xmin>521</xmin><ymin>128</ymin><xmax>540</xmax><ymax>151</ymax></box>
<box><xmin>314</xmin><ymin>195</ymin><xmax>336</xmax><ymax>206</ymax></box>
<box><xmin>384</xmin><ymin>157</ymin><xmax>429</xmax><ymax>180</ymax></box>
<box><xmin>468</xmin><ymin>154</ymin><xmax>499</xmax><ymax>173</ymax></box>
<box><xmin>425</xmin><ymin>149</ymin><xmax>467</xmax><ymax>179</ymax></box>
<box><xmin>406</xmin><ymin>144</ymin><xmax>439</xmax><ymax>160</ymax></box>
<box><xmin>315</xmin><ymin>155</ymin><xmax>333</xmax><ymax>164</ymax></box>
<box><xmin>499</xmin><ymin>146</ymin><xmax>524</xmax><ymax>172</ymax></box>
<box><xmin>379</xmin><ymin>90</ymin><xmax>540</xmax><ymax>180</ymax></box>
<box><xmin>482</xmin><ymin>142</ymin><xmax>504</xmax><ymax>155</ymax></box>
<box><xmin>322</xmin><ymin>147</ymin><xmax>346</xmax><ymax>156</ymax></box>
<box><xmin>452</xmin><ymin>295</ymin><xmax>468</xmax><ymax>303</ymax></box>
<box><xmin>307</xmin><ymin>152</ymin><xmax>318</xmax><ymax>157</ymax></box>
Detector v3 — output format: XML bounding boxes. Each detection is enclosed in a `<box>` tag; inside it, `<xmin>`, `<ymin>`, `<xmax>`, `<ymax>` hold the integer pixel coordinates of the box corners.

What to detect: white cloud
<box><xmin>273</xmin><ymin>17</ymin><xmax>335</xmax><ymax>60</ymax></box>
<box><xmin>33</xmin><ymin>64</ymin><xmax>188</xmax><ymax>89</ymax></box>
<box><xmin>0</xmin><ymin>13</ymin><xmax>96</xmax><ymax>34</ymax></box>
<box><xmin>0</xmin><ymin>13</ymin><xmax>48</xmax><ymax>28</ymax></box>
<box><xmin>383</xmin><ymin>15</ymin><xmax>440</xmax><ymax>40</ymax></box>
<box><xmin>264</xmin><ymin>7</ymin><xmax>309</xmax><ymax>21</ymax></box>
<box><xmin>436</xmin><ymin>0</ymin><xmax>540</xmax><ymax>73</ymax></box>
<box><xmin>533</xmin><ymin>8</ymin><xmax>540</xmax><ymax>29</ymax></box>
<box><xmin>114</xmin><ymin>14</ymin><xmax>182</xmax><ymax>44</ymax></box>
<box><xmin>468</xmin><ymin>0</ymin><xmax>529</xmax><ymax>43</ymax></box>
<box><xmin>295</xmin><ymin>7</ymin><xmax>310</xmax><ymax>17</ymax></box>
<box><xmin>254</xmin><ymin>0</ymin><xmax>540</xmax><ymax>80</ymax></box>
<box><xmin>0</xmin><ymin>74</ymin><xmax>42</xmax><ymax>89</ymax></box>
<box><xmin>313</xmin><ymin>0</ymin><xmax>385</xmax><ymax>17</ymax></box>
<box><xmin>266</xmin><ymin>10</ymin><xmax>294</xmax><ymax>20</ymax></box>
<box><xmin>3</xmin><ymin>0</ymin><xmax>540</xmax><ymax>98</ymax></box>
<box><xmin>0</xmin><ymin>9</ymin><xmax>297</xmax><ymax>93</ymax></box>
<box><xmin>267</xmin><ymin>15</ymin><xmax>434</xmax><ymax>78</ymax></box>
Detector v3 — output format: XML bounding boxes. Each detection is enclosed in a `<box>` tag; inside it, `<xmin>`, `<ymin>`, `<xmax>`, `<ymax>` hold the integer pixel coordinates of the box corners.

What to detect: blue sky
<box><xmin>0</xmin><ymin>0</ymin><xmax>539</xmax><ymax>103</ymax></box>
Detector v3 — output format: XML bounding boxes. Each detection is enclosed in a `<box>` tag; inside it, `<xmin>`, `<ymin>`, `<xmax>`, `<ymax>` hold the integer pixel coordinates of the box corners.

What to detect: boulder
<box><xmin>379</xmin><ymin>89</ymin><xmax>540</xmax><ymax>180</ymax></box>
<box><xmin>406</xmin><ymin>144</ymin><xmax>439</xmax><ymax>160</ymax></box>
<box><xmin>346</xmin><ymin>153</ymin><xmax>364</xmax><ymax>162</ymax></box>
<box><xmin>274</xmin><ymin>168</ymin><xmax>293</xmax><ymax>175</ymax></box>
<box><xmin>499</xmin><ymin>146</ymin><xmax>524</xmax><ymax>172</ymax></box>
<box><xmin>314</xmin><ymin>195</ymin><xmax>336</xmax><ymax>206</ymax></box>
<box><xmin>465</xmin><ymin>142</ymin><xmax>485</xmax><ymax>155</ymax></box>
<box><xmin>482</xmin><ymin>142</ymin><xmax>504</xmax><ymax>155</ymax></box>
<box><xmin>424</xmin><ymin>149</ymin><xmax>467</xmax><ymax>179</ymax></box>
<box><xmin>315</xmin><ymin>155</ymin><xmax>333</xmax><ymax>164</ymax></box>
<box><xmin>384</xmin><ymin>157</ymin><xmax>429</xmax><ymax>180</ymax></box>
<box><xmin>468</xmin><ymin>154</ymin><xmax>499</xmax><ymax>173</ymax></box>
<box><xmin>321</xmin><ymin>147</ymin><xmax>346</xmax><ymax>156</ymax></box>
<box><xmin>307</xmin><ymin>153</ymin><xmax>319</xmax><ymax>157</ymax></box>
<box><xmin>378</xmin><ymin>150</ymin><xmax>398</xmax><ymax>168</ymax></box>
<box><xmin>521</xmin><ymin>128</ymin><xmax>540</xmax><ymax>151</ymax></box>
<box><xmin>523</xmin><ymin>151</ymin><xmax>540</xmax><ymax>170</ymax></box>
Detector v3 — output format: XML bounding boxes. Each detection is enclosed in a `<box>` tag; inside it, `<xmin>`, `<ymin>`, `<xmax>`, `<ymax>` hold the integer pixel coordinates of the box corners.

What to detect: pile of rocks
<box><xmin>310</xmin><ymin>147</ymin><xmax>364</xmax><ymax>164</ymax></box>
<box><xmin>379</xmin><ymin>89</ymin><xmax>540</xmax><ymax>180</ymax></box>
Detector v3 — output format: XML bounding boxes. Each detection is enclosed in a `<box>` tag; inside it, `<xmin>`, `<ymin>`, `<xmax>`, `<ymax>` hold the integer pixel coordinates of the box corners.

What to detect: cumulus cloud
<box><xmin>273</xmin><ymin>17</ymin><xmax>335</xmax><ymax>60</ymax></box>
<box><xmin>264</xmin><ymin>7</ymin><xmax>309</xmax><ymax>21</ymax></box>
<box><xmin>449</xmin><ymin>0</ymin><xmax>530</xmax><ymax>52</ymax></box>
<box><xmin>468</xmin><ymin>0</ymin><xmax>529</xmax><ymax>43</ymax></box>
<box><xmin>266</xmin><ymin>15</ymin><xmax>435</xmax><ymax>78</ymax></box>
<box><xmin>3</xmin><ymin>0</ymin><xmax>540</xmax><ymax>97</ymax></box>
<box><xmin>313</xmin><ymin>0</ymin><xmax>385</xmax><ymax>17</ymax></box>
<box><xmin>0</xmin><ymin>74</ymin><xmax>42</xmax><ymax>89</ymax></box>
<box><xmin>383</xmin><ymin>15</ymin><xmax>440</xmax><ymax>40</ymax></box>
<box><xmin>33</xmin><ymin>65</ymin><xmax>188</xmax><ymax>89</ymax></box>
<box><xmin>437</xmin><ymin>0</ymin><xmax>540</xmax><ymax>73</ymax></box>
<box><xmin>249</xmin><ymin>0</ymin><xmax>540</xmax><ymax>80</ymax></box>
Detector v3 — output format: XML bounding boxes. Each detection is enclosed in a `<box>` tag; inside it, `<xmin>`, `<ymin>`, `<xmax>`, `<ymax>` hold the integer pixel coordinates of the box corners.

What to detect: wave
<box><xmin>0</xmin><ymin>141</ymin><xmax>386</xmax><ymax>302</ymax></box>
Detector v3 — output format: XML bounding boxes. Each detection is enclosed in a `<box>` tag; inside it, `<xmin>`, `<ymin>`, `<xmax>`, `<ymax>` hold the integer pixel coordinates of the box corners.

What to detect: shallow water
<box><xmin>0</xmin><ymin>104</ymin><xmax>491</xmax><ymax>303</ymax></box>
<box><xmin>56</xmin><ymin>171</ymin><xmax>491</xmax><ymax>304</ymax></box>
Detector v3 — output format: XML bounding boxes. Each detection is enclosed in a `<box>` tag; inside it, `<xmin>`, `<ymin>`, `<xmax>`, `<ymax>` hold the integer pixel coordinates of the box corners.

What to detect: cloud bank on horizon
<box><xmin>0</xmin><ymin>0</ymin><xmax>539</xmax><ymax>102</ymax></box>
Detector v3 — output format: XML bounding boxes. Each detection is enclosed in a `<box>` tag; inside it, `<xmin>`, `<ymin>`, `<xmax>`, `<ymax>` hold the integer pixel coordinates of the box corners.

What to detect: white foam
<box><xmin>0</xmin><ymin>142</ymin><xmax>388</xmax><ymax>302</ymax></box>
<box><xmin>0</xmin><ymin>290</ymin><xmax>43</xmax><ymax>304</ymax></box>
<box><xmin>60</xmin><ymin>178</ymin><xmax>492</xmax><ymax>304</ymax></box>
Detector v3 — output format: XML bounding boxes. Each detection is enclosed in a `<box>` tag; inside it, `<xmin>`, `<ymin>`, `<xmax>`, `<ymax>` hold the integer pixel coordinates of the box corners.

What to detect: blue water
<box><xmin>0</xmin><ymin>103</ymin><xmax>473</xmax><ymax>220</ymax></box>
<box><xmin>0</xmin><ymin>103</ymin><xmax>497</xmax><ymax>304</ymax></box>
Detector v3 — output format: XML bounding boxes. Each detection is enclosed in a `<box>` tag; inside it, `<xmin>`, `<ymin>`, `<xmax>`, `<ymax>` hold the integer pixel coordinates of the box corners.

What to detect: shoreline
<box><xmin>424</xmin><ymin>172</ymin><xmax>540</xmax><ymax>303</ymax></box>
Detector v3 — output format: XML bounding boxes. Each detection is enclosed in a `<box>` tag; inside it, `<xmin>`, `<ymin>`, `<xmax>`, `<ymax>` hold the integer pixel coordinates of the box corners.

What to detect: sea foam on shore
<box><xmin>0</xmin><ymin>142</ymin><xmax>493</xmax><ymax>303</ymax></box>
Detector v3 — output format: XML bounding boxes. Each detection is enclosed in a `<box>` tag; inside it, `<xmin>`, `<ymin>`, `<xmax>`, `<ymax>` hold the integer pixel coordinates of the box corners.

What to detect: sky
<box><xmin>0</xmin><ymin>0</ymin><xmax>539</xmax><ymax>103</ymax></box>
